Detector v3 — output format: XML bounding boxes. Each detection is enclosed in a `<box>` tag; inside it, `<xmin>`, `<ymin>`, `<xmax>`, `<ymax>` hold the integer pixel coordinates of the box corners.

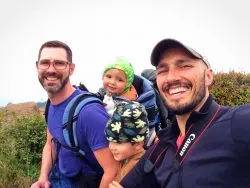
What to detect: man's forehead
<box><xmin>40</xmin><ymin>47</ymin><xmax>67</xmax><ymax>59</ymax></box>
<box><xmin>157</xmin><ymin>49</ymin><xmax>206</xmax><ymax>69</ymax></box>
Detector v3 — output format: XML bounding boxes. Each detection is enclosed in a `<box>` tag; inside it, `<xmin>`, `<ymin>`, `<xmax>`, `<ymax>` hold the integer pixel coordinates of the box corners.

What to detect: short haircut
<box><xmin>37</xmin><ymin>40</ymin><xmax>72</xmax><ymax>63</ymax></box>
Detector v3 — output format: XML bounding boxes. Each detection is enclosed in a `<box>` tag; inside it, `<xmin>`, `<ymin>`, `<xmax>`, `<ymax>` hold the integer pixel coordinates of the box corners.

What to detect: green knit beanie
<box><xmin>103</xmin><ymin>56</ymin><xmax>135</xmax><ymax>93</ymax></box>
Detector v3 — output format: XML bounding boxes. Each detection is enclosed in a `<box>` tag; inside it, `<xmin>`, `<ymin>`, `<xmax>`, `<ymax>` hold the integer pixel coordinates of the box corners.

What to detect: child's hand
<box><xmin>109</xmin><ymin>181</ymin><xmax>123</xmax><ymax>188</ymax></box>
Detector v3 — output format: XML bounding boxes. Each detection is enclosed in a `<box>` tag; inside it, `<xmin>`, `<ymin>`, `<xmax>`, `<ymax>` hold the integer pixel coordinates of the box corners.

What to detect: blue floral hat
<box><xmin>105</xmin><ymin>101</ymin><xmax>149</xmax><ymax>143</ymax></box>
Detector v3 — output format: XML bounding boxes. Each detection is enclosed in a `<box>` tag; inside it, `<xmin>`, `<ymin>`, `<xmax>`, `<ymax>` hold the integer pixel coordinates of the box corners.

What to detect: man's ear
<box><xmin>205</xmin><ymin>68</ymin><xmax>213</xmax><ymax>86</ymax></box>
<box><xmin>69</xmin><ymin>63</ymin><xmax>75</xmax><ymax>76</ymax></box>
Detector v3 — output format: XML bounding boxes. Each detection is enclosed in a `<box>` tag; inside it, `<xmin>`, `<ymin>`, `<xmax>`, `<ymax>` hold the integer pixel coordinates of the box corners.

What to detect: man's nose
<box><xmin>47</xmin><ymin>62</ymin><xmax>56</xmax><ymax>72</ymax></box>
<box><xmin>166</xmin><ymin>68</ymin><xmax>179</xmax><ymax>81</ymax></box>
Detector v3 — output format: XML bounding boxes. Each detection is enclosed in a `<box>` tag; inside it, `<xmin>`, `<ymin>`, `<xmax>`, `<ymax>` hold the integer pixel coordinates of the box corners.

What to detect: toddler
<box><xmin>104</xmin><ymin>101</ymin><xmax>149</xmax><ymax>184</ymax></box>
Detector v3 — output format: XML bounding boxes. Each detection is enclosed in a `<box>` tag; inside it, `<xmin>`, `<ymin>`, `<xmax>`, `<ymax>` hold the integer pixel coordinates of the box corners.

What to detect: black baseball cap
<box><xmin>150</xmin><ymin>38</ymin><xmax>210</xmax><ymax>68</ymax></box>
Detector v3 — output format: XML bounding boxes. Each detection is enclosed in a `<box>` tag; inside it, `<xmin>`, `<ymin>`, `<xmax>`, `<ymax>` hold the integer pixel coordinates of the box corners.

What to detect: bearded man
<box><xmin>31</xmin><ymin>40</ymin><xmax>119</xmax><ymax>188</ymax></box>
<box><xmin>117</xmin><ymin>39</ymin><xmax>250</xmax><ymax>188</ymax></box>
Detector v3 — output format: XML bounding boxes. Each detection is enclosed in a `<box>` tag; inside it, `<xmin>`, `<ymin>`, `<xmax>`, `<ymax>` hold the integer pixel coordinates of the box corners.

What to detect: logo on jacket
<box><xmin>179</xmin><ymin>134</ymin><xmax>195</xmax><ymax>156</ymax></box>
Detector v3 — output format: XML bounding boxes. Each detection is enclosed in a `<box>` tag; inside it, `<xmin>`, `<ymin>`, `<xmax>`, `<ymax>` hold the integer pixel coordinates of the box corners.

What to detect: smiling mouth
<box><xmin>108</xmin><ymin>87</ymin><xmax>117</xmax><ymax>91</ymax></box>
<box><xmin>46</xmin><ymin>76</ymin><xmax>58</xmax><ymax>81</ymax></box>
<box><xmin>112</xmin><ymin>152</ymin><xmax>120</xmax><ymax>158</ymax></box>
<box><xmin>164</xmin><ymin>82</ymin><xmax>192</xmax><ymax>96</ymax></box>
<box><xmin>169</xmin><ymin>87</ymin><xmax>188</xmax><ymax>95</ymax></box>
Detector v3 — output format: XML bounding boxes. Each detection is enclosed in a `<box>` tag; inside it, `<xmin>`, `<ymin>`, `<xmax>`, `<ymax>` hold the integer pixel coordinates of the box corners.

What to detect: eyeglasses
<box><xmin>36</xmin><ymin>59</ymin><xmax>70</xmax><ymax>70</ymax></box>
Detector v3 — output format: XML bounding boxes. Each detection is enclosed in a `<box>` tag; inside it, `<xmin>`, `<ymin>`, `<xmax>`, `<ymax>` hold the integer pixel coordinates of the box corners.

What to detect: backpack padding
<box><xmin>137</xmin><ymin>90</ymin><xmax>155</xmax><ymax>104</ymax></box>
<box><xmin>133</xmin><ymin>75</ymin><xmax>144</xmax><ymax>95</ymax></box>
<box><xmin>136</xmin><ymin>76</ymin><xmax>159</xmax><ymax>127</ymax></box>
<box><xmin>72</xmin><ymin>97</ymin><xmax>102</xmax><ymax>146</ymax></box>
<box><xmin>134</xmin><ymin>75</ymin><xmax>154</xmax><ymax>94</ymax></box>
<box><xmin>135</xmin><ymin>75</ymin><xmax>170</xmax><ymax>129</ymax></box>
<box><xmin>62</xmin><ymin>93</ymin><xmax>102</xmax><ymax>151</ymax></box>
<box><xmin>45</xmin><ymin>85</ymin><xmax>89</xmax><ymax>124</ymax></box>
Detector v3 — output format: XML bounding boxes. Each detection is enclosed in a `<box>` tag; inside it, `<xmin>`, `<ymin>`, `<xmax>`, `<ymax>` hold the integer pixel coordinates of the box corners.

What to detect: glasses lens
<box><xmin>54</xmin><ymin>60</ymin><xmax>68</xmax><ymax>70</ymax></box>
<box><xmin>37</xmin><ymin>60</ymin><xmax>68</xmax><ymax>70</ymax></box>
<box><xmin>37</xmin><ymin>60</ymin><xmax>50</xmax><ymax>69</ymax></box>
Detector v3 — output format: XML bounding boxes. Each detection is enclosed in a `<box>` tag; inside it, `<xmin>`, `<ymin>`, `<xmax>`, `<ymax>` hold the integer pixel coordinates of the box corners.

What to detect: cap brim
<box><xmin>150</xmin><ymin>39</ymin><xmax>208</xmax><ymax>67</ymax></box>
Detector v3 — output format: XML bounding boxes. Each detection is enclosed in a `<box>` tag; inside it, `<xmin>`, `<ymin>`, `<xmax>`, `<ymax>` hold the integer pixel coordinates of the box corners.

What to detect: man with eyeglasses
<box><xmin>31</xmin><ymin>40</ymin><xmax>119</xmax><ymax>188</ymax></box>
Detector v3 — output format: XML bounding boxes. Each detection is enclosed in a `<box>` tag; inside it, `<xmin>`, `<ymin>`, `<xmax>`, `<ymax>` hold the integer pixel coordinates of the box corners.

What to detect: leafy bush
<box><xmin>210</xmin><ymin>71</ymin><xmax>250</xmax><ymax>106</ymax></box>
<box><xmin>0</xmin><ymin>114</ymin><xmax>46</xmax><ymax>187</ymax></box>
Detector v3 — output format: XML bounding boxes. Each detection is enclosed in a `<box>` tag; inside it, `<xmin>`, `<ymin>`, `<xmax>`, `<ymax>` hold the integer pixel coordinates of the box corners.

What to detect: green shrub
<box><xmin>0</xmin><ymin>114</ymin><xmax>46</xmax><ymax>187</ymax></box>
<box><xmin>210</xmin><ymin>71</ymin><xmax>250</xmax><ymax>106</ymax></box>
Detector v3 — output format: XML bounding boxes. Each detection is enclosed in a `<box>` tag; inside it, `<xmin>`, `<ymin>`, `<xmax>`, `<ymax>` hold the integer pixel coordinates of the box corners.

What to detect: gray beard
<box><xmin>39</xmin><ymin>76</ymin><xmax>69</xmax><ymax>95</ymax></box>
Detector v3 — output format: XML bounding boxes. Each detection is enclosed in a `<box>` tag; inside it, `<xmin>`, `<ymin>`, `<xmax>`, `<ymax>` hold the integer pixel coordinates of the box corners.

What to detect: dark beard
<box><xmin>173</xmin><ymin>90</ymin><xmax>204</xmax><ymax>115</ymax></box>
<box><xmin>162</xmin><ymin>74</ymin><xmax>206</xmax><ymax>115</ymax></box>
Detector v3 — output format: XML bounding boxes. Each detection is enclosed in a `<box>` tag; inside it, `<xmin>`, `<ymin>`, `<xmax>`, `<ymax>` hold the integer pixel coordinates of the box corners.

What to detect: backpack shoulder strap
<box><xmin>44</xmin><ymin>99</ymin><xmax>51</xmax><ymax>124</ymax></box>
<box><xmin>62</xmin><ymin>92</ymin><xmax>103</xmax><ymax>155</ymax></box>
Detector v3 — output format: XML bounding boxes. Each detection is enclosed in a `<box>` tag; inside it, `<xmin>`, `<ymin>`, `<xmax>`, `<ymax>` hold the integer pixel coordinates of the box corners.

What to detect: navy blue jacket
<box><xmin>120</xmin><ymin>96</ymin><xmax>250</xmax><ymax>188</ymax></box>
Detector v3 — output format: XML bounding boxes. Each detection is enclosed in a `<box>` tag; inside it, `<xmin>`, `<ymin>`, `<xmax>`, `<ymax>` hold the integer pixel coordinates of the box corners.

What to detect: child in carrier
<box><xmin>104</xmin><ymin>101</ymin><xmax>149</xmax><ymax>185</ymax></box>
<box><xmin>98</xmin><ymin>56</ymin><xmax>160</xmax><ymax>147</ymax></box>
<box><xmin>100</xmin><ymin>56</ymin><xmax>137</xmax><ymax>116</ymax></box>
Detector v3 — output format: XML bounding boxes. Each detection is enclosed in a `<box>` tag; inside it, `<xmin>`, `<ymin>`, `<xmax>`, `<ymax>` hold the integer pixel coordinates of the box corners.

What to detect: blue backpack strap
<box><xmin>45</xmin><ymin>84</ymin><xmax>89</xmax><ymax>124</ymax></box>
<box><xmin>62</xmin><ymin>92</ymin><xmax>103</xmax><ymax>156</ymax></box>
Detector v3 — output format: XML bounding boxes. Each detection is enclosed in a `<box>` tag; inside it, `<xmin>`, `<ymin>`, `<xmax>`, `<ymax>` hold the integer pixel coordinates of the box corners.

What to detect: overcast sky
<box><xmin>1</xmin><ymin>0</ymin><xmax>250</xmax><ymax>106</ymax></box>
